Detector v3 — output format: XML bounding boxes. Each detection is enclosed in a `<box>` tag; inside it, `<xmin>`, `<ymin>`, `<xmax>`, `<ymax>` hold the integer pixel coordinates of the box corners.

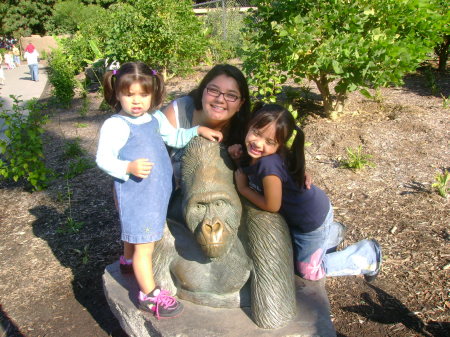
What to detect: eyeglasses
<box><xmin>206</xmin><ymin>87</ymin><xmax>241</xmax><ymax>102</ymax></box>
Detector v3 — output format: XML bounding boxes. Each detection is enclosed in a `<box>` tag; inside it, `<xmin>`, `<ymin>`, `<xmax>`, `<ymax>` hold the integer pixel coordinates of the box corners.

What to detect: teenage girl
<box><xmin>228</xmin><ymin>104</ymin><xmax>382</xmax><ymax>282</ymax></box>
<box><xmin>96</xmin><ymin>62</ymin><xmax>222</xmax><ymax>318</ymax></box>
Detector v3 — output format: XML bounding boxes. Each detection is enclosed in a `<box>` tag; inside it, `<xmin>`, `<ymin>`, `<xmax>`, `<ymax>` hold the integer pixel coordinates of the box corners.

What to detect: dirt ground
<box><xmin>0</xmin><ymin>62</ymin><xmax>449</xmax><ymax>337</ymax></box>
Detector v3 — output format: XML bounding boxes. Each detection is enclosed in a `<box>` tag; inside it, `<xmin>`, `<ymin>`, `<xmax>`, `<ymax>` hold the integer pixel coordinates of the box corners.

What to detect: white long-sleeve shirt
<box><xmin>24</xmin><ymin>50</ymin><xmax>39</xmax><ymax>65</ymax></box>
<box><xmin>96</xmin><ymin>110</ymin><xmax>198</xmax><ymax>181</ymax></box>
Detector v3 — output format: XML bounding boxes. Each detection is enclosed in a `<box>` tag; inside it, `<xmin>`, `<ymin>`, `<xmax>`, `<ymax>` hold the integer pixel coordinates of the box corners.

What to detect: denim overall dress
<box><xmin>114</xmin><ymin>115</ymin><xmax>173</xmax><ymax>244</ymax></box>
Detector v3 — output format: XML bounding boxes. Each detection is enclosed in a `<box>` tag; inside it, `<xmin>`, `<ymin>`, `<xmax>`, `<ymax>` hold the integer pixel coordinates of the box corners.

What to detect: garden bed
<box><xmin>0</xmin><ymin>65</ymin><xmax>449</xmax><ymax>337</ymax></box>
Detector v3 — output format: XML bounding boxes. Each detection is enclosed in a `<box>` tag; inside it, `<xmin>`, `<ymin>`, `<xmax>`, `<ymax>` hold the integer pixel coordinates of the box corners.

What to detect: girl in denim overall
<box><xmin>97</xmin><ymin>62</ymin><xmax>222</xmax><ymax>318</ymax></box>
<box><xmin>228</xmin><ymin>104</ymin><xmax>382</xmax><ymax>282</ymax></box>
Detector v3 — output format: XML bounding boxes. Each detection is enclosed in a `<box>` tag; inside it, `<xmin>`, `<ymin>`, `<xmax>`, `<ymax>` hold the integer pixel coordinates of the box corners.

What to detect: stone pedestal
<box><xmin>103</xmin><ymin>262</ymin><xmax>336</xmax><ymax>337</ymax></box>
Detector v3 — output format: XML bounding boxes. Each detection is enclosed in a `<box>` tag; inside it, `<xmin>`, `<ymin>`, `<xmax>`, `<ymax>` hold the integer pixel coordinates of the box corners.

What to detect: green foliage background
<box><xmin>244</xmin><ymin>0</ymin><xmax>446</xmax><ymax>115</ymax></box>
<box><xmin>101</xmin><ymin>0</ymin><xmax>207</xmax><ymax>74</ymax></box>
<box><xmin>44</xmin><ymin>0</ymin><xmax>106</xmax><ymax>35</ymax></box>
<box><xmin>2</xmin><ymin>0</ymin><xmax>447</xmax><ymax>116</ymax></box>
<box><xmin>201</xmin><ymin>0</ymin><xmax>246</xmax><ymax>63</ymax></box>
<box><xmin>47</xmin><ymin>48</ymin><xmax>77</xmax><ymax>107</ymax></box>
<box><xmin>0</xmin><ymin>98</ymin><xmax>52</xmax><ymax>191</ymax></box>
<box><xmin>0</xmin><ymin>0</ymin><xmax>118</xmax><ymax>37</ymax></box>
<box><xmin>45</xmin><ymin>0</ymin><xmax>208</xmax><ymax>77</ymax></box>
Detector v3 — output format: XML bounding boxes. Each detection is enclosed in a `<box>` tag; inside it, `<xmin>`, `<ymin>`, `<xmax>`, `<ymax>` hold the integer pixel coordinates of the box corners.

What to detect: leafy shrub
<box><xmin>45</xmin><ymin>0</ymin><xmax>107</xmax><ymax>35</ymax></box>
<box><xmin>58</xmin><ymin>34</ymin><xmax>94</xmax><ymax>74</ymax></box>
<box><xmin>57</xmin><ymin>218</ymin><xmax>85</xmax><ymax>234</ymax></box>
<box><xmin>340</xmin><ymin>146</ymin><xmax>376</xmax><ymax>171</ymax></box>
<box><xmin>57</xmin><ymin>0</ymin><xmax>206</xmax><ymax>76</ymax></box>
<box><xmin>432</xmin><ymin>0</ymin><xmax>450</xmax><ymax>72</ymax></box>
<box><xmin>64</xmin><ymin>158</ymin><xmax>95</xmax><ymax>179</ymax></box>
<box><xmin>442</xmin><ymin>94</ymin><xmax>450</xmax><ymax>109</ymax></box>
<box><xmin>243</xmin><ymin>47</ymin><xmax>286</xmax><ymax>103</ymax></box>
<box><xmin>244</xmin><ymin>0</ymin><xmax>442</xmax><ymax>117</ymax></box>
<box><xmin>63</xmin><ymin>138</ymin><xmax>84</xmax><ymax>159</ymax></box>
<box><xmin>102</xmin><ymin>0</ymin><xmax>206</xmax><ymax>75</ymax></box>
<box><xmin>202</xmin><ymin>1</ymin><xmax>246</xmax><ymax>63</ymax></box>
<box><xmin>0</xmin><ymin>97</ymin><xmax>52</xmax><ymax>190</ymax></box>
<box><xmin>47</xmin><ymin>48</ymin><xmax>77</xmax><ymax>107</ymax></box>
<box><xmin>56</xmin><ymin>4</ymin><xmax>110</xmax><ymax>73</ymax></box>
<box><xmin>432</xmin><ymin>170</ymin><xmax>449</xmax><ymax>198</ymax></box>
<box><xmin>59</xmin><ymin>32</ymin><xmax>109</xmax><ymax>74</ymax></box>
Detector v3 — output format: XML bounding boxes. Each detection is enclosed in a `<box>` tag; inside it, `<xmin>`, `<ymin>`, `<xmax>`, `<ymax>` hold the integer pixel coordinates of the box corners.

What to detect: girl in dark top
<box><xmin>228</xmin><ymin>104</ymin><xmax>382</xmax><ymax>281</ymax></box>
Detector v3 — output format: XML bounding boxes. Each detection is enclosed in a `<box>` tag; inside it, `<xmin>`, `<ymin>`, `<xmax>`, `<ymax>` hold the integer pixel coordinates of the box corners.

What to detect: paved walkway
<box><xmin>0</xmin><ymin>63</ymin><xmax>48</xmax><ymax>109</ymax></box>
<box><xmin>0</xmin><ymin>63</ymin><xmax>48</xmax><ymax>139</ymax></box>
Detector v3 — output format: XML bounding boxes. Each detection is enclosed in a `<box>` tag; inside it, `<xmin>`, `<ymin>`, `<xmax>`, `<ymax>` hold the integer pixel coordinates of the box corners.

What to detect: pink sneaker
<box><xmin>119</xmin><ymin>256</ymin><xmax>133</xmax><ymax>274</ymax></box>
<box><xmin>139</xmin><ymin>287</ymin><xmax>184</xmax><ymax>319</ymax></box>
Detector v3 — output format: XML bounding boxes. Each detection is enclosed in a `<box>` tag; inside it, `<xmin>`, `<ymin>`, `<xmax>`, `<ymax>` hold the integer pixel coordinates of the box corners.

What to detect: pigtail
<box><xmin>150</xmin><ymin>71</ymin><xmax>166</xmax><ymax>110</ymax></box>
<box><xmin>102</xmin><ymin>70</ymin><xmax>118</xmax><ymax>109</ymax></box>
<box><xmin>288</xmin><ymin>126</ymin><xmax>306</xmax><ymax>189</ymax></box>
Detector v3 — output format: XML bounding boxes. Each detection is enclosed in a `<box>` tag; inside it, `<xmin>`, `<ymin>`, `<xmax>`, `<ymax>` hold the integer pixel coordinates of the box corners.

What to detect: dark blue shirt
<box><xmin>242</xmin><ymin>154</ymin><xmax>330</xmax><ymax>233</ymax></box>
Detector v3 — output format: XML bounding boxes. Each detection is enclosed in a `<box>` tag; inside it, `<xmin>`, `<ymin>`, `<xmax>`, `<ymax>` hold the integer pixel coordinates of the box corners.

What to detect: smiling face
<box><xmin>245</xmin><ymin>122</ymin><xmax>280</xmax><ymax>163</ymax></box>
<box><xmin>117</xmin><ymin>82</ymin><xmax>152</xmax><ymax>117</ymax></box>
<box><xmin>201</xmin><ymin>74</ymin><xmax>244</xmax><ymax>127</ymax></box>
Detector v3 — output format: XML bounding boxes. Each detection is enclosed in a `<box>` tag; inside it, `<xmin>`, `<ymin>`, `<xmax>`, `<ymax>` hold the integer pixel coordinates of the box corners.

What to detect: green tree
<box><xmin>55</xmin><ymin>5</ymin><xmax>111</xmax><ymax>73</ymax></box>
<box><xmin>47</xmin><ymin>48</ymin><xmax>77</xmax><ymax>107</ymax></box>
<box><xmin>0</xmin><ymin>0</ymin><xmax>114</xmax><ymax>36</ymax></box>
<box><xmin>45</xmin><ymin>0</ymin><xmax>107</xmax><ymax>34</ymax></box>
<box><xmin>201</xmin><ymin>0</ymin><xmax>246</xmax><ymax>63</ymax></box>
<box><xmin>433</xmin><ymin>0</ymin><xmax>450</xmax><ymax>72</ymax></box>
<box><xmin>102</xmin><ymin>0</ymin><xmax>206</xmax><ymax>75</ymax></box>
<box><xmin>80</xmin><ymin>0</ymin><xmax>117</xmax><ymax>7</ymax></box>
<box><xmin>0</xmin><ymin>3</ymin><xmax>10</xmax><ymax>34</ymax></box>
<box><xmin>1</xmin><ymin>0</ymin><xmax>55</xmax><ymax>37</ymax></box>
<box><xmin>244</xmin><ymin>0</ymin><xmax>441</xmax><ymax>117</ymax></box>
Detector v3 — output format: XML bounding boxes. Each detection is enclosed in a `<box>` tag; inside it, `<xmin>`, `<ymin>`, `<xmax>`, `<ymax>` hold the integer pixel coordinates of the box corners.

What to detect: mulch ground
<box><xmin>0</xmin><ymin>63</ymin><xmax>449</xmax><ymax>337</ymax></box>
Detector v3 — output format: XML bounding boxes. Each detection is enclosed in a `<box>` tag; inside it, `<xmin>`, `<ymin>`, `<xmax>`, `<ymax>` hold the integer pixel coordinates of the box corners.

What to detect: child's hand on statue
<box><xmin>198</xmin><ymin>126</ymin><xmax>223</xmax><ymax>142</ymax></box>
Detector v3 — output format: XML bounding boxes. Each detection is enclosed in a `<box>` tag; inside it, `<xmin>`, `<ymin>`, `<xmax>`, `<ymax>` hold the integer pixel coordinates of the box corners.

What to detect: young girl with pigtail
<box><xmin>96</xmin><ymin>62</ymin><xmax>222</xmax><ymax>318</ymax></box>
<box><xmin>228</xmin><ymin>103</ymin><xmax>382</xmax><ymax>282</ymax></box>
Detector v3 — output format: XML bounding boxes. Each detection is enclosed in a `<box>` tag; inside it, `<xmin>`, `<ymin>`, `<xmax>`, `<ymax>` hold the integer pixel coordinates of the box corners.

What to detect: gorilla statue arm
<box><xmin>243</xmin><ymin>199</ymin><xmax>297</xmax><ymax>329</ymax></box>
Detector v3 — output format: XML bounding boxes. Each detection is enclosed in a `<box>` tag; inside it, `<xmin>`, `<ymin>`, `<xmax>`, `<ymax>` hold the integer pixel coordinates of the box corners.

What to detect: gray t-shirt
<box><xmin>163</xmin><ymin>96</ymin><xmax>195</xmax><ymax>186</ymax></box>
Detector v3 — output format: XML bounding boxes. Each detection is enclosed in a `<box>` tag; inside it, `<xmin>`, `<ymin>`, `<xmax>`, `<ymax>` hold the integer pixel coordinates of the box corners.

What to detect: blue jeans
<box><xmin>28</xmin><ymin>64</ymin><xmax>38</xmax><ymax>81</ymax></box>
<box><xmin>291</xmin><ymin>205</ymin><xmax>381</xmax><ymax>280</ymax></box>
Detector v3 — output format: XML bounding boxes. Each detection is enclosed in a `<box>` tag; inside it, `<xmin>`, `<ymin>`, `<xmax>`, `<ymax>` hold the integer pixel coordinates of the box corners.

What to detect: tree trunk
<box><xmin>313</xmin><ymin>73</ymin><xmax>333</xmax><ymax>117</ymax></box>
<box><xmin>313</xmin><ymin>73</ymin><xmax>347</xmax><ymax>118</ymax></box>
<box><xmin>435</xmin><ymin>35</ymin><xmax>449</xmax><ymax>73</ymax></box>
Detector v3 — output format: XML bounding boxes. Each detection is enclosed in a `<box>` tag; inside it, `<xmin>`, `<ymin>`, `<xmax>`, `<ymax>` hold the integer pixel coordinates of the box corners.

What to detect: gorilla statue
<box><xmin>152</xmin><ymin>137</ymin><xmax>296</xmax><ymax>329</ymax></box>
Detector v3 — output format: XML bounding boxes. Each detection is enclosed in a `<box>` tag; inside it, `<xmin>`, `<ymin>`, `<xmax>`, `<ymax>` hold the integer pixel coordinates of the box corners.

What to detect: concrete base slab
<box><xmin>103</xmin><ymin>261</ymin><xmax>336</xmax><ymax>337</ymax></box>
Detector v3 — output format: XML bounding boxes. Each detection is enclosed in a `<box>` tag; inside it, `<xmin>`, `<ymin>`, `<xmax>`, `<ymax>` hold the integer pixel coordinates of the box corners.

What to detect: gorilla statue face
<box><xmin>182</xmin><ymin>138</ymin><xmax>242</xmax><ymax>258</ymax></box>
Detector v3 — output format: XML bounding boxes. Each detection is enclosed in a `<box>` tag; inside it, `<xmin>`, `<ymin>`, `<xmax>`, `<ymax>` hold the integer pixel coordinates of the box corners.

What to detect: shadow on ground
<box><xmin>29</xmin><ymin>203</ymin><xmax>127</xmax><ymax>336</ymax></box>
<box><xmin>26</xmin><ymin>103</ymin><xmax>128</xmax><ymax>335</ymax></box>
<box><xmin>0</xmin><ymin>305</ymin><xmax>25</xmax><ymax>337</ymax></box>
<box><xmin>341</xmin><ymin>283</ymin><xmax>449</xmax><ymax>337</ymax></box>
<box><xmin>402</xmin><ymin>68</ymin><xmax>450</xmax><ymax>99</ymax></box>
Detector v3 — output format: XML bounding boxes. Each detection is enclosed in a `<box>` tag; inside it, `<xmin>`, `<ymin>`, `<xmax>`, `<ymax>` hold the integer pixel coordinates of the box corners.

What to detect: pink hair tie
<box><xmin>112</xmin><ymin>70</ymin><xmax>117</xmax><ymax>75</ymax></box>
<box><xmin>151</xmin><ymin>70</ymin><xmax>157</xmax><ymax>76</ymax></box>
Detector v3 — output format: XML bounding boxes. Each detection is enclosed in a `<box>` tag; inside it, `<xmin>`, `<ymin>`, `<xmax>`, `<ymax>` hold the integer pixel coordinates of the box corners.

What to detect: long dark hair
<box><xmin>247</xmin><ymin>103</ymin><xmax>306</xmax><ymax>188</ymax></box>
<box><xmin>189</xmin><ymin>64</ymin><xmax>251</xmax><ymax>146</ymax></box>
<box><xmin>103</xmin><ymin>62</ymin><xmax>165</xmax><ymax>112</ymax></box>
